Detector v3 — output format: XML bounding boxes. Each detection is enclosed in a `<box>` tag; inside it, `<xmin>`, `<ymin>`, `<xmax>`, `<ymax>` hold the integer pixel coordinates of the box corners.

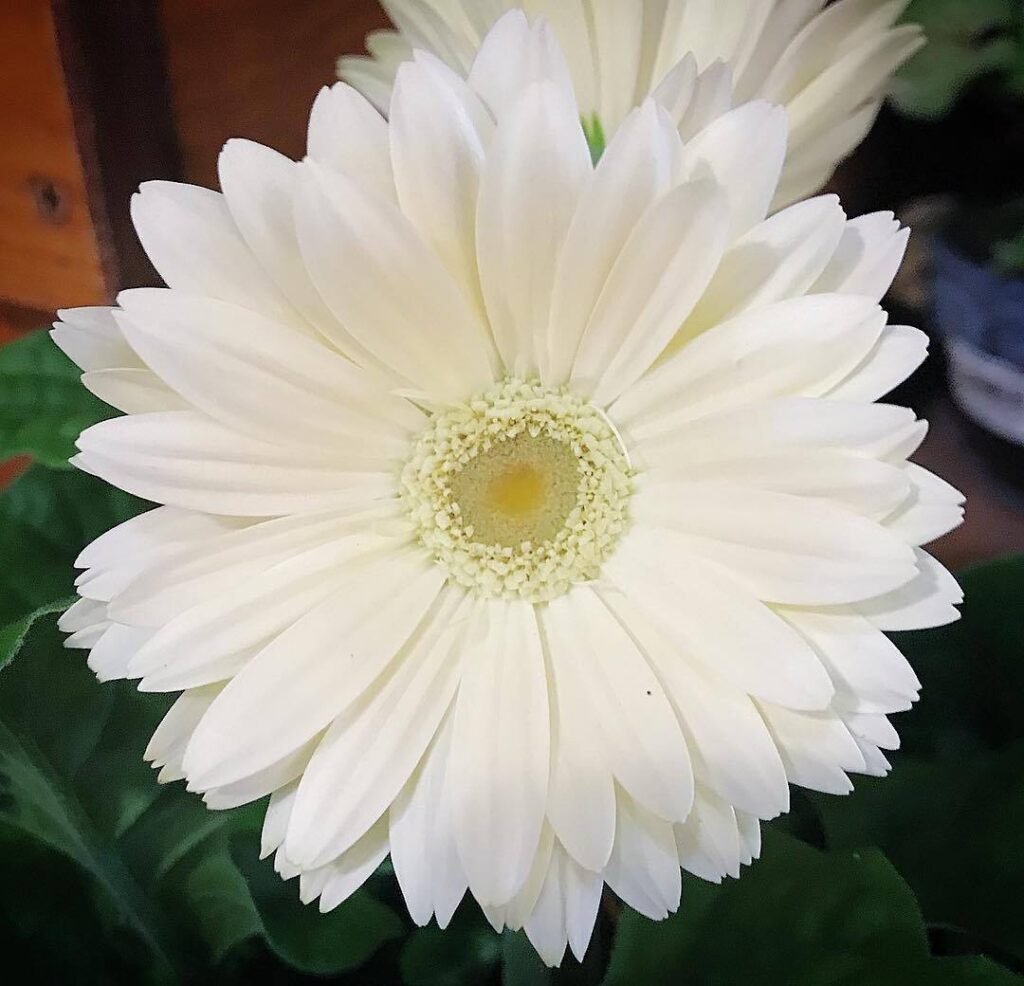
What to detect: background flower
<box><xmin>53</xmin><ymin>15</ymin><xmax>960</xmax><ymax>969</ymax></box>
<box><xmin>339</xmin><ymin>0</ymin><xmax>924</xmax><ymax>208</ymax></box>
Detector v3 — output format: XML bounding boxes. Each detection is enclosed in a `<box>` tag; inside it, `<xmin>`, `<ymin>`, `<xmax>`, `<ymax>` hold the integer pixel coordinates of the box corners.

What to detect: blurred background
<box><xmin>4</xmin><ymin>0</ymin><xmax>1024</xmax><ymax>571</ymax></box>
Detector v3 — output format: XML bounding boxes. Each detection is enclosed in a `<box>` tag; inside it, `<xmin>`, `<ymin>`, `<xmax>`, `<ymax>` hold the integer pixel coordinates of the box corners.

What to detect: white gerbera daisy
<box><xmin>339</xmin><ymin>1</ymin><xmax>924</xmax><ymax>209</ymax></box>
<box><xmin>56</xmin><ymin>17</ymin><xmax>960</xmax><ymax>968</ymax></box>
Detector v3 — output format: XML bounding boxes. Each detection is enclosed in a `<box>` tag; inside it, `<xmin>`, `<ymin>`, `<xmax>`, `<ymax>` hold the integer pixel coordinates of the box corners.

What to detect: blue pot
<box><xmin>932</xmin><ymin>238</ymin><xmax>1024</xmax><ymax>446</ymax></box>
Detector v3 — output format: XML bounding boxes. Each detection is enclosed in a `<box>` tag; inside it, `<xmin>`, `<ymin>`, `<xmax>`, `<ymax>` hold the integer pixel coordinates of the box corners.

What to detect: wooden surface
<box><xmin>0</xmin><ymin>0</ymin><xmax>106</xmax><ymax>311</ymax></box>
<box><xmin>160</xmin><ymin>0</ymin><xmax>388</xmax><ymax>188</ymax></box>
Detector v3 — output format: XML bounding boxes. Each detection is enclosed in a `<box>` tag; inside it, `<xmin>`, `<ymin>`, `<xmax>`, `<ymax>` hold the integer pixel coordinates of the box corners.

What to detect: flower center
<box><xmin>400</xmin><ymin>379</ymin><xmax>633</xmax><ymax>602</ymax></box>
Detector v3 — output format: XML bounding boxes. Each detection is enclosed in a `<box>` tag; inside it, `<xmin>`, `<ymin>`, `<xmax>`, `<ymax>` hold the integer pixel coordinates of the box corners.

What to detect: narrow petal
<box><xmin>813</xmin><ymin>212</ymin><xmax>910</xmax><ymax>301</ymax></box>
<box><xmin>285</xmin><ymin>588</ymin><xmax>468</xmax><ymax>866</ymax></box>
<box><xmin>52</xmin><ymin>307</ymin><xmax>141</xmax><ymax>372</ymax></box>
<box><xmin>296</xmin><ymin>160</ymin><xmax>495</xmax><ymax>400</ymax></box>
<box><xmin>676</xmin><ymin>101</ymin><xmax>788</xmax><ymax>236</ymax></box>
<box><xmin>605</xmin><ymin>529</ymin><xmax>835</xmax><ymax>710</ymax></box>
<box><xmin>76</xmin><ymin>412</ymin><xmax>395</xmax><ymax>517</ymax></box>
<box><xmin>759</xmin><ymin>703</ymin><xmax>866</xmax><ymax>795</ymax></box>
<box><xmin>631</xmin><ymin>482</ymin><xmax>918</xmax><ymax>604</ymax></box>
<box><xmin>115</xmin><ymin>289</ymin><xmax>421</xmax><ymax>453</ymax></box>
<box><xmin>571</xmin><ymin>178</ymin><xmax>730</xmax><ymax>406</ymax></box>
<box><xmin>390</xmin><ymin>54</ymin><xmax>492</xmax><ymax>299</ymax></box>
<box><xmin>475</xmin><ymin>79</ymin><xmax>591</xmax><ymax>378</ymax></box>
<box><xmin>545</xmin><ymin>588</ymin><xmax>694</xmax><ymax>823</ymax></box>
<box><xmin>780</xmin><ymin>607</ymin><xmax>921</xmax><ymax>714</ymax></box>
<box><xmin>130</xmin><ymin>182</ymin><xmax>301</xmax><ymax>326</ymax></box>
<box><xmin>307</xmin><ymin>83</ymin><xmax>395</xmax><ymax>202</ymax></box>
<box><xmin>603</xmin><ymin>592</ymin><xmax>790</xmax><ymax>820</ymax></box>
<box><xmin>603</xmin><ymin>789</ymin><xmax>681</xmax><ymax>920</ymax></box>
<box><xmin>183</xmin><ymin>551</ymin><xmax>444</xmax><ymax>794</ymax></box>
<box><xmin>546</xmin><ymin>100</ymin><xmax>681</xmax><ymax>385</ymax></box>
<box><xmin>390</xmin><ymin>710</ymin><xmax>468</xmax><ymax>928</ymax></box>
<box><xmin>449</xmin><ymin>600</ymin><xmax>550</xmax><ymax>906</ymax></box>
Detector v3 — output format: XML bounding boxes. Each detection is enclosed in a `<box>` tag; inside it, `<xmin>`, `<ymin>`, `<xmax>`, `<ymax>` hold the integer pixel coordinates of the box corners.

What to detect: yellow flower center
<box><xmin>400</xmin><ymin>379</ymin><xmax>633</xmax><ymax>601</ymax></box>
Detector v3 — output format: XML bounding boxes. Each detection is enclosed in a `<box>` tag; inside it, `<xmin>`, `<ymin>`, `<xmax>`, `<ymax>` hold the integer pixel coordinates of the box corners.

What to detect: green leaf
<box><xmin>603</xmin><ymin>831</ymin><xmax>1020</xmax><ymax>986</ymax></box>
<box><xmin>400</xmin><ymin>905</ymin><xmax>501</xmax><ymax>986</ymax></box>
<box><xmin>0</xmin><ymin>613</ymin><xmax>403</xmax><ymax>982</ymax></box>
<box><xmin>232</xmin><ymin>834</ymin><xmax>404</xmax><ymax>975</ymax></box>
<box><xmin>0</xmin><ymin>466</ymin><xmax>146</xmax><ymax>625</ymax></box>
<box><xmin>816</xmin><ymin>744</ymin><xmax>1024</xmax><ymax>964</ymax></box>
<box><xmin>896</xmin><ymin>555</ymin><xmax>1024</xmax><ymax>759</ymax></box>
<box><xmin>0</xmin><ymin>597</ymin><xmax>73</xmax><ymax>672</ymax></box>
<box><xmin>502</xmin><ymin>929</ymin><xmax>552</xmax><ymax>986</ymax></box>
<box><xmin>893</xmin><ymin>0</ymin><xmax>1019</xmax><ymax>119</ymax></box>
<box><xmin>0</xmin><ymin>329</ymin><xmax>112</xmax><ymax>468</ymax></box>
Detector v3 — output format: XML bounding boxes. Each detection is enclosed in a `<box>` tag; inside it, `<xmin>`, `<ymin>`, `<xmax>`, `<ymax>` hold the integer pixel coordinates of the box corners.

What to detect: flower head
<box><xmin>340</xmin><ymin>1</ymin><xmax>924</xmax><ymax>208</ymax></box>
<box><xmin>57</xmin><ymin>18</ymin><xmax>960</xmax><ymax>967</ymax></box>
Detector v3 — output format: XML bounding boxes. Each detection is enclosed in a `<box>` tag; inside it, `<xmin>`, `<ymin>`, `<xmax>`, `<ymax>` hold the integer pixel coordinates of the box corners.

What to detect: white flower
<box><xmin>56</xmin><ymin>17</ymin><xmax>960</xmax><ymax>968</ymax></box>
<box><xmin>339</xmin><ymin>1</ymin><xmax>924</xmax><ymax>209</ymax></box>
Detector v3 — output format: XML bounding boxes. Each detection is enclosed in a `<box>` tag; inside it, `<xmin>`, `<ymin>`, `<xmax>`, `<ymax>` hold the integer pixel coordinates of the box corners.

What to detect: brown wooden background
<box><xmin>0</xmin><ymin>0</ymin><xmax>386</xmax><ymax>339</ymax></box>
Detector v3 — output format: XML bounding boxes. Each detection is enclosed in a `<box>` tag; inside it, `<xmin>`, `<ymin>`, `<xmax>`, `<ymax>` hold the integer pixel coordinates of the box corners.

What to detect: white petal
<box><xmin>52</xmin><ymin>307</ymin><xmax>141</xmax><ymax>372</ymax></box>
<box><xmin>813</xmin><ymin>212</ymin><xmax>910</xmax><ymax>301</ymax></box>
<box><xmin>644</xmin><ymin>448</ymin><xmax>909</xmax><ymax>520</ymax></box>
<box><xmin>603</xmin><ymin>592</ymin><xmax>789</xmax><ymax>820</ymax></box>
<box><xmin>759</xmin><ymin>703</ymin><xmax>866</xmax><ymax>795</ymax></box>
<box><xmin>201</xmin><ymin>743</ymin><xmax>314</xmax><ymax>810</ymax></box>
<box><xmin>544</xmin><ymin>588</ymin><xmax>694</xmax><ymax>823</ymax></box>
<box><xmin>632</xmin><ymin>482</ymin><xmax>918</xmax><ymax>605</ymax></box>
<box><xmin>318</xmin><ymin>817</ymin><xmax>391</xmax><ymax>912</ymax></box>
<box><xmin>605</xmin><ymin>530</ymin><xmax>834</xmax><ymax>710</ymax></box>
<box><xmin>541</xmin><ymin>600</ymin><xmax>616</xmax><ymax>871</ymax></box>
<box><xmin>623</xmin><ymin>398</ymin><xmax>918</xmax><ymax>463</ymax></box>
<box><xmin>285</xmin><ymin>588</ymin><xmax>468</xmax><ymax>866</ymax></box>
<box><xmin>390</xmin><ymin>710</ymin><xmax>468</xmax><ymax>928</ymax></box>
<box><xmin>82</xmin><ymin>368</ymin><xmax>187</xmax><ymax>415</ymax></box>
<box><xmin>390</xmin><ymin>55</ymin><xmax>491</xmax><ymax>298</ymax></box>
<box><xmin>216</xmin><ymin>139</ymin><xmax>381</xmax><ymax>367</ymax></box>
<box><xmin>129</xmin><ymin>530</ymin><xmax>405</xmax><ymax>687</ymax></box>
<box><xmin>856</xmin><ymin>549</ymin><xmax>963</xmax><ymax>630</ymax></box>
<box><xmin>475</xmin><ymin>79</ymin><xmax>590</xmax><ymax>378</ymax></box>
<box><xmin>468</xmin><ymin>13</ymin><xmax>575</xmax><ymax>123</ymax></box>
<box><xmin>828</xmin><ymin>325</ymin><xmax>929</xmax><ymax>403</ymax></box>
<box><xmin>110</xmin><ymin>507</ymin><xmax>398</xmax><ymax>629</ymax></box>
<box><xmin>130</xmin><ymin>182</ymin><xmax>301</xmax><ymax>325</ymax></box>
<box><xmin>590</xmin><ymin>0</ymin><xmax>644</xmax><ymax>131</ymax></box>
<box><xmin>261</xmin><ymin>781</ymin><xmax>299</xmax><ymax>859</ymax></box>
<box><xmin>779</xmin><ymin>607</ymin><xmax>921</xmax><ymax>714</ymax></box>
<box><xmin>616</xmin><ymin>295</ymin><xmax>885</xmax><ymax>429</ymax></box>
<box><xmin>183</xmin><ymin>551</ymin><xmax>444</xmax><ymax>793</ymax></box>
<box><xmin>603</xmin><ymin>789</ymin><xmax>681</xmax><ymax>920</ymax></box>
<box><xmin>75</xmin><ymin>412</ymin><xmax>395</xmax><ymax>517</ymax></box>
<box><xmin>546</xmin><ymin>100</ymin><xmax>681</xmax><ymax>386</ymax></box>
<box><xmin>144</xmin><ymin>685</ymin><xmax>222</xmax><ymax>771</ymax></box>
<box><xmin>307</xmin><ymin>83</ymin><xmax>395</xmax><ymax>201</ymax></box>
<box><xmin>115</xmin><ymin>289</ymin><xmax>420</xmax><ymax>453</ymax></box>
<box><xmin>87</xmin><ymin>624</ymin><xmax>154</xmax><ymax>682</ymax></box>
<box><xmin>449</xmin><ymin>600</ymin><xmax>550</xmax><ymax>906</ymax></box>
<box><xmin>296</xmin><ymin>160</ymin><xmax>495</xmax><ymax>400</ymax></box>
<box><xmin>677</xmin><ymin>194</ymin><xmax>848</xmax><ymax>344</ymax></box>
<box><xmin>676</xmin><ymin>101</ymin><xmax>788</xmax><ymax>236</ymax></box>
<box><xmin>571</xmin><ymin>178</ymin><xmax>730</xmax><ymax>406</ymax></box>
<box><xmin>77</xmin><ymin>505</ymin><xmax>236</xmax><ymax>570</ymax></box>
<box><xmin>674</xmin><ymin>787</ymin><xmax>742</xmax><ymax>882</ymax></box>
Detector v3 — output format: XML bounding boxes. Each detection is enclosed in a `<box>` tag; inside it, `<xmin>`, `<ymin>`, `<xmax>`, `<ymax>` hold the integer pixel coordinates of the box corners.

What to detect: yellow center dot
<box><xmin>450</xmin><ymin>434</ymin><xmax>581</xmax><ymax>548</ymax></box>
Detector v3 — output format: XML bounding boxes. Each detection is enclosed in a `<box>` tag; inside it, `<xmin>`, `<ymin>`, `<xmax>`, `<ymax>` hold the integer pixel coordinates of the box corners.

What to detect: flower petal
<box><xmin>448</xmin><ymin>600</ymin><xmax>550</xmax><ymax>906</ymax></box>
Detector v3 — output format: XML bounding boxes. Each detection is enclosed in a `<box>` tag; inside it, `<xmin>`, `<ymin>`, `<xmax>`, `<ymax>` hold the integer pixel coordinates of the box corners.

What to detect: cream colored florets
<box><xmin>400</xmin><ymin>379</ymin><xmax>633</xmax><ymax>601</ymax></box>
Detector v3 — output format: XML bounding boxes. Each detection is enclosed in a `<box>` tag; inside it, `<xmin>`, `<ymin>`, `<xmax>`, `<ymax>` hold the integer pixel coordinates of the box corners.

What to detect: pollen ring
<box><xmin>400</xmin><ymin>379</ymin><xmax>633</xmax><ymax>601</ymax></box>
